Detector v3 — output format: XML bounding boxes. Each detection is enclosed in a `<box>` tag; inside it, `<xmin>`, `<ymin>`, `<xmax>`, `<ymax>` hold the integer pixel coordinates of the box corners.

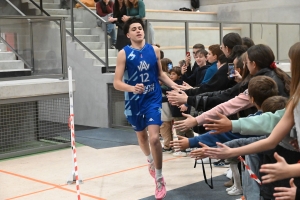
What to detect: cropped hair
<box><xmin>195</xmin><ymin>49</ymin><xmax>208</xmax><ymax>57</ymax></box>
<box><xmin>229</xmin><ymin>45</ymin><xmax>248</xmax><ymax>61</ymax></box>
<box><xmin>161</xmin><ymin>58</ymin><xmax>172</xmax><ymax>73</ymax></box>
<box><xmin>218</xmin><ymin>54</ymin><xmax>227</xmax><ymax>65</ymax></box>
<box><xmin>169</xmin><ymin>66</ymin><xmax>181</xmax><ymax>76</ymax></box>
<box><xmin>193</xmin><ymin>43</ymin><xmax>205</xmax><ymax>49</ymax></box>
<box><xmin>247</xmin><ymin>44</ymin><xmax>290</xmax><ymax>95</ymax></box>
<box><xmin>179</xmin><ymin>60</ymin><xmax>186</xmax><ymax>67</ymax></box>
<box><xmin>208</xmin><ymin>44</ymin><xmax>223</xmax><ymax>59</ymax></box>
<box><xmin>222</xmin><ymin>32</ymin><xmax>242</xmax><ymax>50</ymax></box>
<box><xmin>242</xmin><ymin>37</ymin><xmax>255</xmax><ymax>48</ymax></box>
<box><xmin>248</xmin><ymin>76</ymin><xmax>279</xmax><ymax>107</ymax></box>
<box><xmin>261</xmin><ymin>96</ymin><xmax>288</xmax><ymax>113</ymax></box>
<box><xmin>123</xmin><ymin>17</ymin><xmax>144</xmax><ymax>35</ymax></box>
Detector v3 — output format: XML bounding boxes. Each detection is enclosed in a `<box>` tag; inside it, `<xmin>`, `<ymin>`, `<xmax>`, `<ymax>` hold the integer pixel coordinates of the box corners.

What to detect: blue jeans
<box><xmin>242</xmin><ymin>154</ymin><xmax>262</xmax><ymax>200</ymax></box>
<box><xmin>107</xmin><ymin>23</ymin><xmax>116</xmax><ymax>45</ymax></box>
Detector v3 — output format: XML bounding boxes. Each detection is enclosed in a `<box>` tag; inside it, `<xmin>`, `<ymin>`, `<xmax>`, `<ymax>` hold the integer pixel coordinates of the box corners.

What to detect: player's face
<box><xmin>127</xmin><ymin>23</ymin><xmax>144</xmax><ymax>42</ymax></box>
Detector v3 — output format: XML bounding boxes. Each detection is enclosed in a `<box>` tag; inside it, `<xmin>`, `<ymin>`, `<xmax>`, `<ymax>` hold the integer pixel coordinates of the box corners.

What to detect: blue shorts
<box><xmin>126</xmin><ymin>106</ymin><xmax>162</xmax><ymax>132</ymax></box>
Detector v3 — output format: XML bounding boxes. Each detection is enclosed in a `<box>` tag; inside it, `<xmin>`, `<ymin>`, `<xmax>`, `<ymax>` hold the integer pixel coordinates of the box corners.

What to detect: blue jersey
<box><xmin>123</xmin><ymin>43</ymin><xmax>162</xmax><ymax>118</ymax></box>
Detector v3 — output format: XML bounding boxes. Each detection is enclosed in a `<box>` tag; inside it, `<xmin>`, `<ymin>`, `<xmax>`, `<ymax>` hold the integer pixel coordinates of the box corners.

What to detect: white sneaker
<box><xmin>228</xmin><ymin>187</ymin><xmax>243</xmax><ymax>196</ymax></box>
<box><xmin>223</xmin><ymin>168</ymin><xmax>230</xmax><ymax>176</ymax></box>
<box><xmin>197</xmin><ymin>157</ymin><xmax>218</xmax><ymax>164</ymax></box>
<box><xmin>172</xmin><ymin>151</ymin><xmax>187</xmax><ymax>157</ymax></box>
<box><xmin>226</xmin><ymin>168</ymin><xmax>233</xmax><ymax>179</ymax></box>
<box><xmin>226</xmin><ymin>185</ymin><xmax>235</xmax><ymax>192</ymax></box>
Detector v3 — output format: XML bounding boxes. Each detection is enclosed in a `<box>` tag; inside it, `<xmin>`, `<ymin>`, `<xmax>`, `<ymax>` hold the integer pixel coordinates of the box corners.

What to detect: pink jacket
<box><xmin>196</xmin><ymin>89</ymin><xmax>254</xmax><ymax>125</ymax></box>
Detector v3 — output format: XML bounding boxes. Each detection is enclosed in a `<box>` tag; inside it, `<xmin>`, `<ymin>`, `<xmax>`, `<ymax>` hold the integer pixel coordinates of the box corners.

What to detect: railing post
<box><xmin>145</xmin><ymin>20</ymin><xmax>149</xmax><ymax>43</ymax></box>
<box><xmin>276</xmin><ymin>24</ymin><xmax>279</xmax><ymax>61</ymax></box>
<box><xmin>40</xmin><ymin>0</ymin><xmax>43</xmax><ymax>16</ymax></box>
<box><xmin>184</xmin><ymin>21</ymin><xmax>189</xmax><ymax>55</ymax></box>
<box><xmin>249</xmin><ymin>23</ymin><xmax>252</xmax><ymax>39</ymax></box>
<box><xmin>71</xmin><ymin>0</ymin><xmax>74</xmax><ymax>42</ymax></box>
<box><xmin>103</xmin><ymin>22</ymin><xmax>109</xmax><ymax>72</ymax></box>
<box><xmin>219</xmin><ymin>22</ymin><xmax>223</xmax><ymax>45</ymax></box>
<box><xmin>29</xmin><ymin>21</ymin><xmax>35</xmax><ymax>73</ymax></box>
<box><xmin>60</xmin><ymin>18</ymin><xmax>68</xmax><ymax>79</ymax></box>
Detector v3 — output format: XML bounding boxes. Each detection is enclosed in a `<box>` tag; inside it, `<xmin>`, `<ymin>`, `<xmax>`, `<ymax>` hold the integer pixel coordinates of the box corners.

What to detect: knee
<box><xmin>148</xmin><ymin>134</ymin><xmax>160</xmax><ymax>146</ymax></box>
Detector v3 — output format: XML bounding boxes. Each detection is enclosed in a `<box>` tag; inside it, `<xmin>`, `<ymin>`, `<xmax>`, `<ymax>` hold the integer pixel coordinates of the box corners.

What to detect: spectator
<box><xmin>183</xmin><ymin>43</ymin><xmax>205</xmax><ymax>77</ymax></box>
<box><xmin>181</xmin><ymin>49</ymin><xmax>209</xmax><ymax>87</ymax></box>
<box><xmin>123</xmin><ymin>0</ymin><xmax>155</xmax><ymax>44</ymax></box>
<box><xmin>201</xmin><ymin>44</ymin><xmax>223</xmax><ymax>84</ymax></box>
<box><xmin>108</xmin><ymin>0</ymin><xmax>131</xmax><ymax>51</ymax></box>
<box><xmin>96</xmin><ymin>0</ymin><xmax>117</xmax><ymax>49</ymax></box>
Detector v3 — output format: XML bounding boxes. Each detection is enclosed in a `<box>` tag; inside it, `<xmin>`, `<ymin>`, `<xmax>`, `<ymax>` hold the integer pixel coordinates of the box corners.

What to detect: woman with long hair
<box><xmin>122</xmin><ymin>0</ymin><xmax>155</xmax><ymax>44</ymax></box>
<box><xmin>108</xmin><ymin>0</ymin><xmax>131</xmax><ymax>51</ymax></box>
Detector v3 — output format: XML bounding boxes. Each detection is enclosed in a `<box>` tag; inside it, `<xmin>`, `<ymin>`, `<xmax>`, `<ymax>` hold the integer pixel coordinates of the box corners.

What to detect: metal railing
<box><xmin>0</xmin><ymin>15</ymin><xmax>68</xmax><ymax>80</ymax></box>
<box><xmin>27</xmin><ymin>0</ymin><xmax>108</xmax><ymax>70</ymax></box>
<box><xmin>145</xmin><ymin>19</ymin><xmax>300</xmax><ymax>62</ymax></box>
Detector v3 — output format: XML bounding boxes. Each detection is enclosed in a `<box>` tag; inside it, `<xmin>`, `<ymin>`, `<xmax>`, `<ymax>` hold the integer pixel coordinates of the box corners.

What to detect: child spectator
<box><xmin>181</xmin><ymin>49</ymin><xmax>209</xmax><ymax>87</ymax></box>
<box><xmin>160</xmin><ymin>58</ymin><xmax>173</xmax><ymax>153</ymax></box>
<box><xmin>182</xmin><ymin>43</ymin><xmax>205</xmax><ymax>78</ymax></box>
<box><xmin>168</xmin><ymin>67</ymin><xmax>194</xmax><ymax>157</ymax></box>
<box><xmin>202</xmin><ymin>42</ymin><xmax>300</xmax><ymax>200</ymax></box>
<box><xmin>179</xmin><ymin>60</ymin><xmax>186</xmax><ymax>68</ymax></box>
<box><xmin>201</xmin><ymin>44</ymin><xmax>223</xmax><ymax>84</ymax></box>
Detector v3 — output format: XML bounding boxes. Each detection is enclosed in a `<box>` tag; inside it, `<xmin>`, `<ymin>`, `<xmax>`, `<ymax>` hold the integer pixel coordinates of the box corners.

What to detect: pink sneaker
<box><xmin>155</xmin><ymin>177</ymin><xmax>166</xmax><ymax>200</ymax></box>
<box><xmin>148</xmin><ymin>161</ymin><xmax>155</xmax><ymax>179</ymax></box>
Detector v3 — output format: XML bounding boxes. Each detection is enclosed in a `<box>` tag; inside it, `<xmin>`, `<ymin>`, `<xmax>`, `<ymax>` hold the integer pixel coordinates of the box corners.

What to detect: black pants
<box><xmin>260</xmin><ymin>145</ymin><xmax>300</xmax><ymax>200</ymax></box>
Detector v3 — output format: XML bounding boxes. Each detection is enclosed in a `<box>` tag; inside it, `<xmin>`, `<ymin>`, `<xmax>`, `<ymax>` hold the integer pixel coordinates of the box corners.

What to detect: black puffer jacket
<box><xmin>188</xmin><ymin>68</ymin><xmax>290</xmax><ymax>113</ymax></box>
<box><xmin>184</xmin><ymin>63</ymin><xmax>236</xmax><ymax>96</ymax></box>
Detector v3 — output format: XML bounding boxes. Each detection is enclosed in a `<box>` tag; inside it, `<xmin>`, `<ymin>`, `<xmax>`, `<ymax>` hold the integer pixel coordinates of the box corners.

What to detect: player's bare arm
<box><xmin>153</xmin><ymin>46</ymin><xmax>179</xmax><ymax>89</ymax></box>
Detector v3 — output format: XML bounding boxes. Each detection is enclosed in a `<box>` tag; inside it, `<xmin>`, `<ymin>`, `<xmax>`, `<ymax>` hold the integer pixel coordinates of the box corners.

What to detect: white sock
<box><xmin>230</xmin><ymin>163</ymin><xmax>242</xmax><ymax>191</ymax></box>
<box><xmin>147</xmin><ymin>154</ymin><xmax>153</xmax><ymax>164</ymax></box>
<box><xmin>155</xmin><ymin>168</ymin><xmax>163</xmax><ymax>180</ymax></box>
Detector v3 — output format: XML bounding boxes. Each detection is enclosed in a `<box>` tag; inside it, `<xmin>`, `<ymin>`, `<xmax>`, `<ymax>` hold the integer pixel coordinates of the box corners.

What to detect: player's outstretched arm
<box><xmin>153</xmin><ymin>46</ymin><xmax>179</xmax><ymax>89</ymax></box>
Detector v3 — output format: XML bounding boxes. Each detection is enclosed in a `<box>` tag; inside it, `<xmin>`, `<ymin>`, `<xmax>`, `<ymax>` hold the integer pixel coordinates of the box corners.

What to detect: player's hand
<box><xmin>133</xmin><ymin>83</ymin><xmax>144</xmax><ymax>94</ymax></box>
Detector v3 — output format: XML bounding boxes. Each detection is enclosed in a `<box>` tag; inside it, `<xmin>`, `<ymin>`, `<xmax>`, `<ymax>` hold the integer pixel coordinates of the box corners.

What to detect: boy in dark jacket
<box><xmin>181</xmin><ymin>49</ymin><xmax>209</xmax><ymax>87</ymax></box>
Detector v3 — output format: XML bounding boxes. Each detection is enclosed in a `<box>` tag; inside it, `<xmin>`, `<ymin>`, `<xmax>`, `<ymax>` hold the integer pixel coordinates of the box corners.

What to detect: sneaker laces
<box><xmin>156</xmin><ymin>179</ymin><xmax>164</xmax><ymax>191</ymax></box>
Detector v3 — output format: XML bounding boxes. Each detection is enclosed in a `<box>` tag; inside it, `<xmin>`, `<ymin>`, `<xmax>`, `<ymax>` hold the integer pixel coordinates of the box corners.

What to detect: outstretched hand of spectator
<box><xmin>273</xmin><ymin>178</ymin><xmax>296</xmax><ymax>200</ymax></box>
<box><xmin>173</xmin><ymin>113</ymin><xmax>197</xmax><ymax>131</ymax></box>
<box><xmin>170</xmin><ymin>135</ymin><xmax>189</xmax><ymax>151</ymax></box>
<box><xmin>190</xmin><ymin>142</ymin><xmax>209</xmax><ymax>159</ymax></box>
<box><xmin>182</xmin><ymin>81</ymin><xmax>193</xmax><ymax>89</ymax></box>
<box><xmin>167</xmin><ymin>90</ymin><xmax>188</xmax><ymax>106</ymax></box>
<box><xmin>260</xmin><ymin>152</ymin><xmax>291</xmax><ymax>184</ymax></box>
<box><xmin>203</xmin><ymin>112</ymin><xmax>232</xmax><ymax>134</ymax></box>
<box><xmin>203</xmin><ymin>142</ymin><xmax>233</xmax><ymax>159</ymax></box>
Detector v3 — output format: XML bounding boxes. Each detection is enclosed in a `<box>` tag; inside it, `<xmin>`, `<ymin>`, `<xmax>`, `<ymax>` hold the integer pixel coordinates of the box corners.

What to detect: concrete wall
<box><xmin>199</xmin><ymin>0</ymin><xmax>300</xmax><ymax>23</ymax></box>
<box><xmin>67</xmin><ymin>42</ymin><xmax>114</xmax><ymax>128</ymax></box>
<box><xmin>198</xmin><ymin>0</ymin><xmax>300</xmax><ymax>61</ymax></box>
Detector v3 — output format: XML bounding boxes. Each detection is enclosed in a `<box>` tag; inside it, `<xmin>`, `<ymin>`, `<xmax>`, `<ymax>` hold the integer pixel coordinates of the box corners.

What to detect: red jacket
<box><xmin>96</xmin><ymin>1</ymin><xmax>114</xmax><ymax>17</ymax></box>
